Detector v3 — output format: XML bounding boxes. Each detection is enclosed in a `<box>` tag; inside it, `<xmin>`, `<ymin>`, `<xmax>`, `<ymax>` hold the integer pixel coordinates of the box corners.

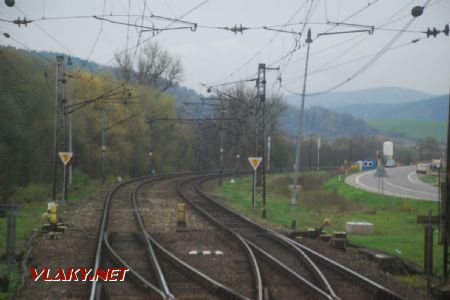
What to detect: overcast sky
<box><xmin>1</xmin><ymin>0</ymin><xmax>449</xmax><ymax>96</ymax></box>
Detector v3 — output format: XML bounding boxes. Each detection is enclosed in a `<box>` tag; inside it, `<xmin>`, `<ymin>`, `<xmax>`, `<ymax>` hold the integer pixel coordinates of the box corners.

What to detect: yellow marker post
<box><xmin>177</xmin><ymin>203</ymin><xmax>186</xmax><ymax>229</ymax></box>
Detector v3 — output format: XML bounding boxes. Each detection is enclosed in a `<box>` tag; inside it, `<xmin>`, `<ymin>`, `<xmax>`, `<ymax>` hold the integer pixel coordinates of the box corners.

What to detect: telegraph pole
<box><xmin>308</xmin><ymin>134</ymin><xmax>313</xmax><ymax>170</ymax></box>
<box><xmin>267</xmin><ymin>136</ymin><xmax>272</xmax><ymax>172</ymax></box>
<box><xmin>291</xmin><ymin>28</ymin><xmax>313</xmax><ymax>225</ymax></box>
<box><xmin>444</xmin><ymin>87</ymin><xmax>450</xmax><ymax>280</ymax></box>
<box><xmin>219</xmin><ymin>110</ymin><xmax>224</xmax><ymax>185</ymax></box>
<box><xmin>101</xmin><ymin>108</ymin><xmax>106</xmax><ymax>184</ymax></box>
<box><xmin>317</xmin><ymin>136</ymin><xmax>321</xmax><ymax>171</ymax></box>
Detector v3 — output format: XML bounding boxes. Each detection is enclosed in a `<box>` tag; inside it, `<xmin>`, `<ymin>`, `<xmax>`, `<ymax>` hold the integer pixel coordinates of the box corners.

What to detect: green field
<box><xmin>214</xmin><ymin>172</ymin><xmax>441</xmax><ymax>277</ymax></box>
<box><xmin>367</xmin><ymin>119</ymin><xmax>447</xmax><ymax>141</ymax></box>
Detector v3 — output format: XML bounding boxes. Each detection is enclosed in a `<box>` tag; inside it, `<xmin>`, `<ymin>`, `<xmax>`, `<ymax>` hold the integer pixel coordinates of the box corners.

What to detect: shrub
<box><xmin>72</xmin><ymin>169</ymin><xmax>91</xmax><ymax>189</ymax></box>
<box><xmin>13</xmin><ymin>184</ymin><xmax>49</xmax><ymax>203</ymax></box>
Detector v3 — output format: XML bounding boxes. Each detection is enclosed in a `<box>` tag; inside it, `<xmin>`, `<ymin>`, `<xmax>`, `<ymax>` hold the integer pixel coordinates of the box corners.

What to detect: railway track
<box><xmin>177</xmin><ymin>173</ymin><xmax>408</xmax><ymax>300</ymax></box>
<box><xmin>89</xmin><ymin>173</ymin><xmax>250</xmax><ymax>300</ymax></box>
<box><xmin>86</xmin><ymin>171</ymin><xmax>410</xmax><ymax>299</ymax></box>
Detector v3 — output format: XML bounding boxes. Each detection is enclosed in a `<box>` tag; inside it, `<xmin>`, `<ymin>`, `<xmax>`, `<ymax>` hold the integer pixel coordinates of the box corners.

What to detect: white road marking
<box><xmin>348</xmin><ymin>168</ymin><xmax>438</xmax><ymax>201</ymax></box>
<box><xmin>407</xmin><ymin>171</ymin><xmax>417</xmax><ymax>184</ymax></box>
<box><xmin>383</xmin><ymin>177</ymin><xmax>437</xmax><ymax>197</ymax></box>
<box><xmin>355</xmin><ymin>172</ymin><xmax>379</xmax><ymax>193</ymax></box>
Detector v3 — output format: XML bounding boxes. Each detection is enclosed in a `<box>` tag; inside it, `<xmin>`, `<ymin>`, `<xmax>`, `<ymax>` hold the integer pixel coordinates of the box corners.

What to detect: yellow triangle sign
<box><xmin>248</xmin><ymin>157</ymin><xmax>262</xmax><ymax>170</ymax></box>
<box><xmin>58</xmin><ymin>152</ymin><xmax>73</xmax><ymax>166</ymax></box>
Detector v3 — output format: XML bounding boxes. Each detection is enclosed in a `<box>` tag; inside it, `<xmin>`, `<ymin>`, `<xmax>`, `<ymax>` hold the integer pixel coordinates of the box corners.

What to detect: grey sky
<box><xmin>1</xmin><ymin>0</ymin><xmax>449</xmax><ymax>96</ymax></box>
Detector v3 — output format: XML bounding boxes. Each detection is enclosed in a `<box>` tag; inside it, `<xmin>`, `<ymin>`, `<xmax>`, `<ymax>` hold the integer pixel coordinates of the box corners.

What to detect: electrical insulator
<box><xmin>426</xmin><ymin>27</ymin><xmax>439</xmax><ymax>38</ymax></box>
<box><xmin>444</xmin><ymin>24</ymin><xmax>449</xmax><ymax>36</ymax></box>
<box><xmin>411</xmin><ymin>6</ymin><xmax>423</xmax><ymax>17</ymax></box>
<box><xmin>305</xmin><ymin>28</ymin><xmax>313</xmax><ymax>44</ymax></box>
<box><xmin>5</xmin><ymin>0</ymin><xmax>15</xmax><ymax>7</ymax></box>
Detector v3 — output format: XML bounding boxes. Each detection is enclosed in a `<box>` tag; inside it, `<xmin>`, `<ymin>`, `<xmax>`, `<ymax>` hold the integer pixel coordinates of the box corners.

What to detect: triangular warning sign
<box><xmin>59</xmin><ymin>152</ymin><xmax>73</xmax><ymax>166</ymax></box>
<box><xmin>248</xmin><ymin>157</ymin><xmax>262</xmax><ymax>170</ymax></box>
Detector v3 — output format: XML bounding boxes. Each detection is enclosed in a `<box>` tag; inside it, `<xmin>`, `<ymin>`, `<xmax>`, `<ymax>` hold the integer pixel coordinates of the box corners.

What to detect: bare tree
<box><xmin>197</xmin><ymin>84</ymin><xmax>286</xmax><ymax>169</ymax></box>
<box><xmin>137</xmin><ymin>41</ymin><xmax>183</xmax><ymax>92</ymax></box>
<box><xmin>115</xmin><ymin>41</ymin><xmax>183</xmax><ymax>92</ymax></box>
<box><xmin>114</xmin><ymin>51</ymin><xmax>133</xmax><ymax>82</ymax></box>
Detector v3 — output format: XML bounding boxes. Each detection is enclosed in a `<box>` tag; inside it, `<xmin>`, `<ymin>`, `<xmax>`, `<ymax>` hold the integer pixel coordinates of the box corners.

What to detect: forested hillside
<box><xmin>279</xmin><ymin>106</ymin><xmax>377</xmax><ymax>138</ymax></box>
<box><xmin>2</xmin><ymin>46</ymin><xmax>441</xmax><ymax>201</ymax></box>
<box><xmin>0</xmin><ymin>46</ymin><xmax>192</xmax><ymax>199</ymax></box>
<box><xmin>333</xmin><ymin>95</ymin><xmax>448</xmax><ymax>121</ymax></box>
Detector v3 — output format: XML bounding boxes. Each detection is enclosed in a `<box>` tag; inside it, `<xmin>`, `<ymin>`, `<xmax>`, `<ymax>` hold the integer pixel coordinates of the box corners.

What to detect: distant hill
<box><xmin>21</xmin><ymin>49</ymin><xmax>115</xmax><ymax>74</ymax></box>
<box><xmin>284</xmin><ymin>87</ymin><xmax>433</xmax><ymax>108</ymax></box>
<box><xmin>333</xmin><ymin>95</ymin><xmax>448</xmax><ymax>121</ymax></box>
<box><xmin>279</xmin><ymin>105</ymin><xmax>377</xmax><ymax>138</ymax></box>
<box><xmin>367</xmin><ymin>120</ymin><xmax>447</xmax><ymax>142</ymax></box>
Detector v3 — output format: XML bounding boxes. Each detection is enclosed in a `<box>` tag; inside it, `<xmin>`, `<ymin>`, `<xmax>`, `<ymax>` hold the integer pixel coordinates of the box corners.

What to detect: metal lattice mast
<box><xmin>52</xmin><ymin>56</ymin><xmax>66</xmax><ymax>201</ymax></box>
<box><xmin>256</xmin><ymin>63</ymin><xmax>267</xmax><ymax>217</ymax></box>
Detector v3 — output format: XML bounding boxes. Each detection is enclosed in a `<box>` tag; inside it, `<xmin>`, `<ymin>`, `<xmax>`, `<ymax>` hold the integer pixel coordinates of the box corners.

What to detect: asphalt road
<box><xmin>345</xmin><ymin>165</ymin><xmax>439</xmax><ymax>201</ymax></box>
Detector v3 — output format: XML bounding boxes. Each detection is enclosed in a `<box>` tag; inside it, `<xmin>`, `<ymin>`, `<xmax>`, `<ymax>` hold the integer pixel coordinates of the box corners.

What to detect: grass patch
<box><xmin>418</xmin><ymin>174</ymin><xmax>438</xmax><ymax>187</ymax></box>
<box><xmin>367</xmin><ymin>119</ymin><xmax>446</xmax><ymax>142</ymax></box>
<box><xmin>0</xmin><ymin>170</ymin><xmax>103</xmax><ymax>299</ymax></box>
<box><xmin>215</xmin><ymin>172</ymin><xmax>441</xmax><ymax>276</ymax></box>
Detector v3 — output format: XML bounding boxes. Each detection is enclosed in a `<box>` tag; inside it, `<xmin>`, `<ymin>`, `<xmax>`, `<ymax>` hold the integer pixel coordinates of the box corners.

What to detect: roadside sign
<box><xmin>248</xmin><ymin>157</ymin><xmax>262</xmax><ymax>170</ymax></box>
<box><xmin>58</xmin><ymin>152</ymin><xmax>73</xmax><ymax>166</ymax></box>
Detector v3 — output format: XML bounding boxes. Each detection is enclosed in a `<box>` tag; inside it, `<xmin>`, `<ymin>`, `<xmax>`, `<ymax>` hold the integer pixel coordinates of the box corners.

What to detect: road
<box><xmin>345</xmin><ymin>165</ymin><xmax>439</xmax><ymax>201</ymax></box>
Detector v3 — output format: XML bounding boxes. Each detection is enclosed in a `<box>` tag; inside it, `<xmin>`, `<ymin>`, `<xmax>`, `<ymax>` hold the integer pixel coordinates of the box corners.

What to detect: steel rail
<box><xmin>196</xmin><ymin>174</ymin><xmax>408</xmax><ymax>300</ymax></box>
<box><xmin>245</xmin><ymin>240</ymin><xmax>334</xmax><ymax>300</ymax></box>
<box><xmin>177</xmin><ymin>174</ymin><xmax>334</xmax><ymax>300</ymax></box>
<box><xmin>132</xmin><ymin>176</ymin><xmax>176</xmax><ymax>299</ymax></box>
<box><xmin>90</xmin><ymin>173</ymin><xmax>190</xmax><ymax>299</ymax></box>
<box><xmin>89</xmin><ymin>174</ymin><xmax>155</xmax><ymax>300</ymax></box>
<box><xmin>175</xmin><ymin>178</ymin><xmax>264</xmax><ymax>300</ymax></box>
<box><xmin>103</xmin><ymin>231</ymin><xmax>166</xmax><ymax>298</ymax></box>
<box><xmin>133</xmin><ymin>175</ymin><xmax>250</xmax><ymax>300</ymax></box>
<box><xmin>289</xmin><ymin>238</ymin><xmax>408</xmax><ymax>300</ymax></box>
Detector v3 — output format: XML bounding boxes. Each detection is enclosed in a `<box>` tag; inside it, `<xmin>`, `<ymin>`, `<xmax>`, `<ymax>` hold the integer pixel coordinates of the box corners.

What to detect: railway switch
<box><xmin>290</xmin><ymin>218</ymin><xmax>331</xmax><ymax>239</ymax></box>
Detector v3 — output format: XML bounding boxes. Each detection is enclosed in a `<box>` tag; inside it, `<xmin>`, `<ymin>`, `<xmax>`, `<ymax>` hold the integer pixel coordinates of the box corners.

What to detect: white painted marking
<box><xmin>350</xmin><ymin>169</ymin><xmax>437</xmax><ymax>200</ymax></box>
<box><xmin>355</xmin><ymin>172</ymin><xmax>379</xmax><ymax>193</ymax></box>
<box><xmin>383</xmin><ymin>177</ymin><xmax>437</xmax><ymax>197</ymax></box>
<box><xmin>407</xmin><ymin>171</ymin><xmax>417</xmax><ymax>184</ymax></box>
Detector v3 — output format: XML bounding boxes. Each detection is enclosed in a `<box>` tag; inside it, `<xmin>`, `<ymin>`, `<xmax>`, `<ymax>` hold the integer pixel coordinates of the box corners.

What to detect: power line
<box><xmin>302</xmin><ymin>3</ymin><xmax>430</xmax><ymax>83</ymax></box>
<box><xmin>14</xmin><ymin>6</ymin><xmax>73</xmax><ymax>55</ymax></box>
<box><xmin>208</xmin><ymin>0</ymin><xmax>310</xmax><ymax>85</ymax></box>
<box><xmin>284</xmin><ymin>1</ymin><xmax>433</xmax><ymax>97</ymax></box>
<box><xmin>81</xmin><ymin>0</ymin><xmax>211</xmax><ymax>80</ymax></box>
<box><xmin>267</xmin><ymin>0</ymin><xmax>424</xmax><ymax>92</ymax></box>
<box><xmin>281</xmin><ymin>37</ymin><xmax>425</xmax><ymax>85</ymax></box>
<box><xmin>207</xmin><ymin>0</ymin><xmax>383</xmax><ymax>91</ymax></box>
